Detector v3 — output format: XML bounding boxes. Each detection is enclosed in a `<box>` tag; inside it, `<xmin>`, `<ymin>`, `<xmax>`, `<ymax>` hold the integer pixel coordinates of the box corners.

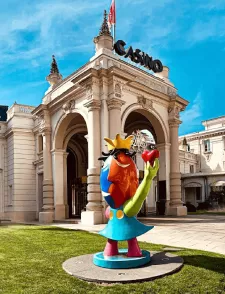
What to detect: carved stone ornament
<box><xmin>62</xmin><ymin>100</ymin><xmax>76</xmax><ymax>114</ymax></box>
<box><xmin>39</xmin><ymin>117</ymin><xmax>45</xmax><ymax>130</ymax></box>
<box><xmin>138</xmin><ymin>96</ymin><xmax>153</xmax><ymax>109</ymax></box>
<box><xmin>114</xmin><ymin>83</ymin><xmax>122</xmax><ymax>98</ymax></box>
<box><xmin>86</xmin><ymin>85</ymin><xmax>93</xmax><ymax>99</ymax></box>
<box><xmin>167</xmin><ymin>87</ymin><xmax>177</xmax><ymax>97</ymax></box>
<box><xmin>35</xmin><ymin>114</ymin><xmax>45</xmax><ymax>130</ymax></box>
<box><xmin>168</xmin><ymin>105</ymin><xmax>180</xmax><ymax>120</ymax></box>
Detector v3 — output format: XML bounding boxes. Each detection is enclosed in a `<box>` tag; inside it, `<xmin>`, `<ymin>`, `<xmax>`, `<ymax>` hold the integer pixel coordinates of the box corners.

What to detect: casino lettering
<box><xmin>114</xmin><ymin>40</ymin><xmax>163</xmax><ymax>73</ymax></box>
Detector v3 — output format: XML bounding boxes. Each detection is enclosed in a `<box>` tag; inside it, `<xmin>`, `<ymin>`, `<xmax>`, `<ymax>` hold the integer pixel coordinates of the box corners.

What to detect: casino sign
<box><xmin>114</xmin><ymin>40</ymin><xmax>163</xmax><ymax>73</ymax></box>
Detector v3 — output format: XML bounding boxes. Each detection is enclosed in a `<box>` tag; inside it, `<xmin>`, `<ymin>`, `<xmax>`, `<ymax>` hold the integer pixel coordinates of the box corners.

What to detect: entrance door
<box><xmin>67</xmin><ymin>148</ymin><xmax>87</xmax><ymax>218</ymax></box>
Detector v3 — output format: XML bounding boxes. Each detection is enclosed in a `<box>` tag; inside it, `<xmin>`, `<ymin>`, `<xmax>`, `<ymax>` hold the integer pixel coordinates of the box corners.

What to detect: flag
<box><xmin>108</xmin><ymin>0</ymin><xmax>116</xmax><ymax>29</ymax></box>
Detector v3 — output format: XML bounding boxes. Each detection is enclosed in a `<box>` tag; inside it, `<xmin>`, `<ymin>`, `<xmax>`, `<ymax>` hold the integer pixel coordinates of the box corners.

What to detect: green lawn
<box><xmin>0</xmin><ymin>225</ymin><xmax>225</xmax><ymax>294</ymax></box>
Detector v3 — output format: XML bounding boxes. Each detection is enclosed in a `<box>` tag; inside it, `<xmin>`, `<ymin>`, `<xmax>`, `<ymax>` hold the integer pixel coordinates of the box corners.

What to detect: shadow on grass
<box><xmin>180</xmin><ymin>254</ymin><xmax>225</xmax><ymax>275</ymax></box>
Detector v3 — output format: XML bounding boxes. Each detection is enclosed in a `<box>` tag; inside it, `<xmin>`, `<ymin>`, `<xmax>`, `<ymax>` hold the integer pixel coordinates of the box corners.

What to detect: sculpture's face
<box><xmin>100</xmin><ymin>151</ymin><xmax>139</xmax><ymax>209</ymax></box>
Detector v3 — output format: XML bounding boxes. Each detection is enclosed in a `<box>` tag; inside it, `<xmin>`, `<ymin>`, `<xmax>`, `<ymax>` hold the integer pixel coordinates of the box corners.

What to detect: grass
<box><xmin>0</xmin><ymin>225</ymin><xmax>225</xmax><ymax>294</ymax></box>
<box><xmin>189</xmin><ymin>210</ymin><xmax>225</xmax><ymax>215</ymax></box>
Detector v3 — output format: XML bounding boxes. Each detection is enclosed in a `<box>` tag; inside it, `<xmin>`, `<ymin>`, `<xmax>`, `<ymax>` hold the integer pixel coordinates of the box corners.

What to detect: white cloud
<box><xmin>0</xmin><ymin>0</ymin><xmax>104</xmax><ymax>67</ymax></box>
<box><xmin>186</xmin><ymin>16</ymin><xmax>225</xmax><ymax>45</ymax></box>
<box><xmin>199</xmin><ymin>0</ymin><xmax>225</xmax><ymax>11</ymax></box>
<box><xmin>180</xmin><ymin>92</ymin><xmax>203</xmax><ymax>135</ymax></box>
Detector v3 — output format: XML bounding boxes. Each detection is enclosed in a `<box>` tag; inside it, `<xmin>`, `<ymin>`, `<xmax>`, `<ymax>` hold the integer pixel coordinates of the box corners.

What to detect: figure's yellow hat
<box><xmin>104</xmin><ymin>134</ymin><xmax>134</xmax><ymax>151</ymax></box>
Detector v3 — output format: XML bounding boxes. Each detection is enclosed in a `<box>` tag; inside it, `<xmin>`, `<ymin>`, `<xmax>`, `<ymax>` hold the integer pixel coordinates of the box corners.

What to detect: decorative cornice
<box><xmin>84</xmin><ymin>100</ymin><xmax>101</xmax><ymax>111</ymax></box>
<box><xmin>117</xmin><ymin>64</ymin><xmax>178</xmax><ymax>98</ymax></box>
<box><xmin>4</xmin><ymin>128</ymin><xmax>34</xmax><ymax>138</ymax></box>
<box><xmin>179</xmin><ymin>130</ymin><xmax>225</xmax><ymax>143</ymax></box>
<box><xmin>107</xmin><ymin>98</ymin><xmax>125</xmax><ymax>111</ymax></box>
<box><xmin>168</xmin><ymin>118</ymin><xmax>182</xmax><ymax>127</ymax></box>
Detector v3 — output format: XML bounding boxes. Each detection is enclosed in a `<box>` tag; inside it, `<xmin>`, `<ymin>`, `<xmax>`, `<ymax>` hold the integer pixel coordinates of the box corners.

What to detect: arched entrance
<box><xmin>123</xmin><ymin>108</ymin><xmax>168</xmax><ymax>216</ymax></box>
<box><xmin>53</xmin><ymin>111</ymin><xmax>88</xmax><ymax>220</ymax></box>
<box><xmin>66</xmin><ymin>133</ymin><xmax>88</xmax><ymax>218</ymax></box>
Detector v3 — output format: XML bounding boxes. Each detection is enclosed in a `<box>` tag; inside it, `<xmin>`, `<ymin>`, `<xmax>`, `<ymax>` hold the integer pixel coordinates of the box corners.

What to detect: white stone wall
<box><xmin>179</xmin><ymin>150</ymin><xmax>198</xmax><ymax>174</ymax></box>
<box><xmin>0</xmin><ymin>122</ymin><xmax>7</xmax><ymax>218</ymax></box>
<box><xmin>4</xmin><ymin>104</ymin><xmax>36</xmax><ymax>221</ymax></box>
<box><xmin>179</xmin><ymin>116</ymin><xmax>225</xmax><ymax>206</ymax></box>
<box><xmin>185</xmin><ymin>137</ymin><xmax>224</xmax><ymax>173</ymax></box>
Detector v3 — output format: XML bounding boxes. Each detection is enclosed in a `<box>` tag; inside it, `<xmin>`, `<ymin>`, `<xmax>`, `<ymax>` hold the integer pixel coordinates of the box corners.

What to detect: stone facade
<box><xmin>179</xmin><ymin>116</ymin><xmax>225</xmax><ymax>207</ymax></box>
<box><xmin>0</xmin><ymin>18</ymin><xmax>189</xmax><ymax>223</ymax></box>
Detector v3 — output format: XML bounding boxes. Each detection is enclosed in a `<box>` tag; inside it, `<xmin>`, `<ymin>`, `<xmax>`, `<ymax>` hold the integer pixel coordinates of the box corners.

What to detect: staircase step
<box><xmin>0</xmin><ymin>219</ymin><xmax>11</xmax><ymax>224</ymax></box>
<box><xmin>53</xmin><ymin>219</ymin><xmax>81</xmax><ymax>224</ymax></box>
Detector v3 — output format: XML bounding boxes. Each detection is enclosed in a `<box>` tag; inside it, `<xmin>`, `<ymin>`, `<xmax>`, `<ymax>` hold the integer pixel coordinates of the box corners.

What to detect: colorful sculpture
<box><xmin>93</xmin><ymin>134</ymin><xmax>159</xmax><ymax>269</ymax></box>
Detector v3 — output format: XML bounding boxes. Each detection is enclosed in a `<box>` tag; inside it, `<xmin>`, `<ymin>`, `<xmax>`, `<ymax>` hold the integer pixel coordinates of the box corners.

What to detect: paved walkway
<box><xmin>54</xmin><ymin>214</ymin><xmax>225</xmax><ymax>255</ymax></box>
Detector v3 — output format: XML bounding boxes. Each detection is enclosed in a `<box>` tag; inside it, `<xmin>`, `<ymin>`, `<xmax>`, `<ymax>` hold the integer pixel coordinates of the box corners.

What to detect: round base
<box><xmin>62</xmin><ymin>251</ymin><xmax>184</xmax><ymax>284</ymax></box>
<box><xmin>93</xmin><ymin>249</ymin><xmax>150</xmax><ymax>269</ymax></box>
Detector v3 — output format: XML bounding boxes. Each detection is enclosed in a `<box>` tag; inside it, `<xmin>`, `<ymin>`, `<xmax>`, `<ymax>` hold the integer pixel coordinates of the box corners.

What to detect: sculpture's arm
<box><xmin>123</xmin><ymin>159</ymin><xmax>159</xmax><ymax>217</ymax></box>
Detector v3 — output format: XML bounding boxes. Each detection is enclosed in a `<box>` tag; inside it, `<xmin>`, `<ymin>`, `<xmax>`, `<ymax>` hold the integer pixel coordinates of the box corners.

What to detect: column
<box><xmin>81</xmin><ymin>99</ymin><xmax>103</xmax><ymax>225</ymax></box>
<box><xmin>168</xmin><ymin>120</ymin><xmax>187</xmax><ymax>216</ymax></box>
<box><xmin>39</xmin><ymin>131</ymin><xmax>54</xmax><ymax>223</ymax></box>
<box><xmin>63</xmin><ymin>152</ymin><xmax>69</xmax><ymax>219</ymax></box>
<box><xmin>101</xmin><ymin>77</ymin><xmax>109</xmax><ymax>153</ymax></box>
<box><xmin>107</xmin><ymin>98</ymin><xmax>125</xmax><ymax>138</ymax></box>
<box><xmin>0</xmin><ymin>143</ymin><xmax>3</xmax><ymax>215</ymax></box>
<box><xmin>52</xmin><ymin>149</ymin><xmax>68</xmax><ymax>220</ymax></box>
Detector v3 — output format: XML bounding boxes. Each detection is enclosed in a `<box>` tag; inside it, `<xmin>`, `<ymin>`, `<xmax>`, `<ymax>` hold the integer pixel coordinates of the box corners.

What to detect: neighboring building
<box><xmin>0</xmin><ymin>106</ymin><xmax>8</xmax><ymax>122</ymax></box>
<box><xmin>0</xmin><ymin>12</ymin><xmax>189</xmax><ymax>224</ymax></box>
<box><xmin>179</xmin><ymin>116</ymin><xmax>225</xmax><ymax>207</ymax></box>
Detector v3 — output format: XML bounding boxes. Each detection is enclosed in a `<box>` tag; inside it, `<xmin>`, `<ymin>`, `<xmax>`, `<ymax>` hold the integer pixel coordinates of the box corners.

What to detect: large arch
<box><xmin>121</xmin><ymin>104</ymin><xmax>168</xmax><ymax>144</ymax></box>
<box><xmin>53</xmin><ymin>109</ymin><xmax>88</xmax><ymax>150</ymax></box>
<box><xmin>122</xmin><ymin>105</ymin><xmax>169</xmax><ymax>216</ymax></box>
<box><xmin>52</xmin><ymin>111</ymin><xmax>88</xmax><ymax>220</ymax></box>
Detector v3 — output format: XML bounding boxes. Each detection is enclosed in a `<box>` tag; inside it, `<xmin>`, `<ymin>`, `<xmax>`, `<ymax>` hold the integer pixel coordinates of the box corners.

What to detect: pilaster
<box><xmin>167</xmin><ymin>103</ymin><xmax>187</xmax><ymax>216</ymax></box>
<box><xmin>82</xmin><ymin>96</ymin><xmax>103</xmax><ymax>225</ymax></box>
<box><xmin>38</xmin><ymin>110</ymin><xmax>55</xmax><ymax>223</ymax></box>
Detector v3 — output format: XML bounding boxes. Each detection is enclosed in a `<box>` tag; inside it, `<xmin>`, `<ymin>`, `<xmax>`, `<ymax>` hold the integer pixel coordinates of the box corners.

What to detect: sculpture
<box><xmin>93</xmin><ymin>134</ymin><xmax>159</xmax><ymax>269</ymax></box>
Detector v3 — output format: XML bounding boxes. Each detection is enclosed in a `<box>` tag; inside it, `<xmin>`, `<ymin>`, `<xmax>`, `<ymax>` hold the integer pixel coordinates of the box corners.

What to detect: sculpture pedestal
<box><xmin>62</xmin><ymin>251</ymin><xmax>184</xmax><ymax>284</ymax></box>
<box><xmin>93</xmin><ymin>249</ymin><xmax>151</xmax><ymax>269</ymax></box>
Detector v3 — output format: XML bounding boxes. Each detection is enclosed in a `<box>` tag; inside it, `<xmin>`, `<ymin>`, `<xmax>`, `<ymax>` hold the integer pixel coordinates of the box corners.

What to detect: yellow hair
<box><xmin>104</xmin><ymin>134</ymin><xmax>134</xmax><ymax>151</ymax></box>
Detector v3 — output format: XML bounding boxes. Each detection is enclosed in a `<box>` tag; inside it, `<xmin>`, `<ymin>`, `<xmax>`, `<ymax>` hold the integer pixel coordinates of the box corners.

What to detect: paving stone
<box><xmin>54</xmin><ymin>215</ymin><xmax>225</xmax><ymax>255</ymax></box>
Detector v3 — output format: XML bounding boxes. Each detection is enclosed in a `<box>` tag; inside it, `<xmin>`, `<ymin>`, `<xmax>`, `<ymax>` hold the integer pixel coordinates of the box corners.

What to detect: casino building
<box><xmin>0</xmin><ymin>12</ymin><xmax>189</xmax><ymax>224</ymax></box>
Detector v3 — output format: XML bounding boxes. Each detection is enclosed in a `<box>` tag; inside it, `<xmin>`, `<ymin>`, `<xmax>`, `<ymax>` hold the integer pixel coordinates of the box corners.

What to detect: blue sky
<box><xmin>1</xmin><ymin>0</ymin><xmax>225</xmax><ymax>135</ymax></box>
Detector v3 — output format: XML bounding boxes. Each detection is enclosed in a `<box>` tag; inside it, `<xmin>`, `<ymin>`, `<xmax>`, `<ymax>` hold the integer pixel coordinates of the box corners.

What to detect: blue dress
<box><xmin>99</xmin><ymin>206</ymin><xmax>154</xmax><ymax>241</ymax></box>
<box><xmin>99</xmin><ymin>159</ymin><xmax>154</xmax><ymax>241</ymax></box>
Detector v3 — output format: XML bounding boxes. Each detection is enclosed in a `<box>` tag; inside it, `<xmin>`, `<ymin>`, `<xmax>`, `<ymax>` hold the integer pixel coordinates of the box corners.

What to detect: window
<box><xmin>187</xmin><ymin>144</ymin><xmax>190</xmax><ymax>152</ymax></box>
<box><xmin>204</xmin><ymin>139</ymin><xmax>211</xmax><ymax>152</ymax></box>
<box><xmin>190</xmin><ymin>165</ymin><xmax>194</xmax><ymax>173</ymax></box>
<box><xmin>196</xmin><ymin>187</ymin><xmax>201</xmax><ymax>201</ymax></box>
